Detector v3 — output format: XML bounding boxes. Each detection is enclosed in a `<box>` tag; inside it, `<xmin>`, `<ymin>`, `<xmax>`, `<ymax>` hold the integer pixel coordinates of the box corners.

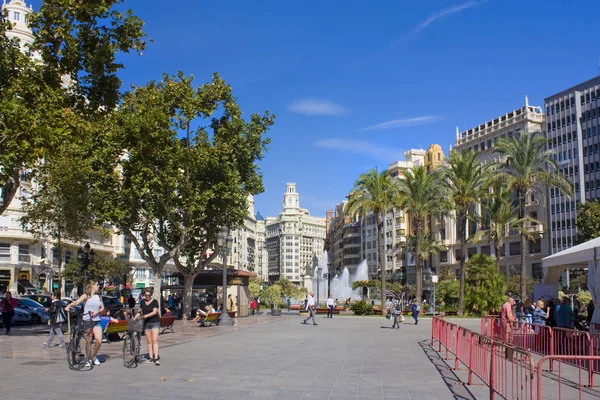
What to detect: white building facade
<box><xmin>266</xmin><ymin>183</ymin><xmax>326</xmax><ymax>286</ymax></box>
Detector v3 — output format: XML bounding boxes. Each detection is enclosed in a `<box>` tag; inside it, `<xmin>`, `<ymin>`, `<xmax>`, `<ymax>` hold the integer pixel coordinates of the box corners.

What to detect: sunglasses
<box><xmin>145</xmin><ymin>294</ymin><xmax>151</xmax><ymax>297</ymax></box>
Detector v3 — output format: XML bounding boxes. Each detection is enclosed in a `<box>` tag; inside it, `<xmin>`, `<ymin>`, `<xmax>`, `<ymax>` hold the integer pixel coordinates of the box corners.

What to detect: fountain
<box><xmin>311</xmin><ymin>255</ymin><xmax>372</xmax><ymax>304</ymax></box>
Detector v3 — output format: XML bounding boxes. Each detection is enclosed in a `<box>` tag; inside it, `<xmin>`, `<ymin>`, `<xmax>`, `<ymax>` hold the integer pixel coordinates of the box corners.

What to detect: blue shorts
<box><xmin>145</xmin><ymin>321</ymin><xmax>160</xmax><ymax>331</ymax></box>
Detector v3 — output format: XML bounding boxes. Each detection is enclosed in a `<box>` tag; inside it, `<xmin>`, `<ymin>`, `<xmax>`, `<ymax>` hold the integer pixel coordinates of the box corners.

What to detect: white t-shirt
<box><xmin>326</xmin><ymin>298</ymin><xmax>334</xmax><ymax>307</ymax></box>
<box><xmin>306</xmin><ymin>295</ymin><xmax>315</xmax><ymax>310</ymax></box>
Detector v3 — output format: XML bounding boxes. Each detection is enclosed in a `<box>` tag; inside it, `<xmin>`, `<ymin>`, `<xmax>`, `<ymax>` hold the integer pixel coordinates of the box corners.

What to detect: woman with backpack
<box><xmin>41</xmin><ymin>292</ymin><xmax>67</xmax><ymax>348</ymax></box>
<box><xmin>390</xmin><ymin>298</ymin><xmax>402</xmax><ymax>329</ymax></box>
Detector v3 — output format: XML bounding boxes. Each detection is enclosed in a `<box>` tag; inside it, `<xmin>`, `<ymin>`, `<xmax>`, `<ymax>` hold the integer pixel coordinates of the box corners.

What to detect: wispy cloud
<box><xmin>360</xmin><ymin>116</ymin><xmax>440</xmax><ymax>131</ymax></box>
<box><xmin>315</xmin><ymin>138</ymin><xmax>404</xmax><ymax>162</ymax></box>
<box><xmin>287</xmin><ymin>98</ymin><xmax>348</xmax><ymax>116</ymax></box>
<box><xmin>396</xmin><ymin>1</ymin><xmax>487</xmax><ymax>44</ymax></box>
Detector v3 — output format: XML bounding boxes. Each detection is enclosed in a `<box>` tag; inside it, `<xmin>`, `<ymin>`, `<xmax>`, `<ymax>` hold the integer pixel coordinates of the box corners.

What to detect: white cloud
<box><xmin>315</xmin><ymin>138</ymin><xmax>404</xmax><ymax>162</ymax></box>
<box><xmin>287</xmin><ymin>98</ymin><xmax>347</xmax><ymax>116</ymax></box>
<box><xmin>360</xmin><ymin>116</ymin><xmax>439</xmax><ymax>131</ymax></box>
<box><xmin>396</xmin><ymin>0</ymin><xmax>487</xmax><ymax>44</ymax></box>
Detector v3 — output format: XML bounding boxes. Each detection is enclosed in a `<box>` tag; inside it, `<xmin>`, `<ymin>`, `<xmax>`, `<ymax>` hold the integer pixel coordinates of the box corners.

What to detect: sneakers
<box><xmin>58</xmin><ymin>343</ymin><xmax>66</xmax><ymax>348</ymax></box>
<box><xmin>85</xmin><ymin>361</ymin><xmax>92</xmax><ymax>367</ymax></box>
<box><xmin>93</xmin><ymin>357</ymin><xmax>100</xmax><ymax>366</ymax></box>
<box><xmin>41</xmin><ymin>342</ymin><xmax>50</xmax><ymax>348</ymax></box>
<box><xmin>145</xmin><ymin>358</ymin><xmax>155</xmax><ymax>364</ymax></box>
<box><xmin>301</xmin><ymin>321</ymin><xmax>307</xmax><ymax>325</ymax></box>
<box><xmin>313</xmin><ymin>323</ymin><xmax>318</xmax><ymax>326</ymax></box>
<box><xmin>154</xmin><ymin>359</ymin><xmax>160</xmax><ymax>366</ymax></box>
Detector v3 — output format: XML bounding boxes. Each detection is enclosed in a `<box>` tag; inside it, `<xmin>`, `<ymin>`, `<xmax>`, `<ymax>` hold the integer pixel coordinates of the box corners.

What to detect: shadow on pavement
<box><xmin>418</xmin><ymin>339</ymin><xmax>480</xmax><ymax>400</ymax></box>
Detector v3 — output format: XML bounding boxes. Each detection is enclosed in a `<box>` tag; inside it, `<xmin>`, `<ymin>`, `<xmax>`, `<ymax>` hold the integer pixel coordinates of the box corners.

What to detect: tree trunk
<box><xmin>494</xmin><ymin>241</ymin><xmax>500</xmax><ymax>269</ymax></box>
<box><xmin>519</xmin><ymin>193</ymin><xmax>527</xmax><ymax>301</ymax></box>
<box><xmin>415</xmin><ymin>224</ymin><xmax>423</xmax><ymax>305</ymax></box>
<box><xmin>457</xmin><ymin>213</ymin><xmax>467</xmax><ymax>317</ymax></box>
<box><xmin>377</xmin><ymin>212</ymin><xmax>386</xmax><ymax>316</ymax></box>
<box><xmin>57</xmin><ymin>230</ymin><xmax>63</xmax><ymax>297</ymax></box>
<box><xmin>520</xmin><ymin>222</ymin><xmax>527</xmax><ymax>302</ymax></box>
<box><xmin>182</xmin><ymin>272</ymin><xmax>200</xmax><ymax>320</ymax></box>
<box><xmin>153</xmin><ymin>268</ymin><xmax>163</xmax><ymax>317</ymax></box>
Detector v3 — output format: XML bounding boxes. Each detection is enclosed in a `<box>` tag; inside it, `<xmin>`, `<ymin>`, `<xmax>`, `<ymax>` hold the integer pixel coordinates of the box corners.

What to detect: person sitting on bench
<box><xmin>197</xmin><ymin>305</ymin><xmax>216</xmax><ymax>326</ymax></box>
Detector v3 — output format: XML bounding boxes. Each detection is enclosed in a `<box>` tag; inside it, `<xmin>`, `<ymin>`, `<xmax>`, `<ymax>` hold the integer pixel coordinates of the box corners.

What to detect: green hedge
<box><xmin>350</xmin><ymin>299</ymin><xmax>374</xmax><ymax>316</ymax></box>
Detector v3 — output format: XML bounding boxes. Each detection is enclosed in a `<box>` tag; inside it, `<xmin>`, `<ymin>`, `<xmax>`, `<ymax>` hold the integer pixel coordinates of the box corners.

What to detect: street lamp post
<box><xmin>432</xmin><ymin>275</ymin><xmax>438</xmax><ymax>316</ymax></box>
<box><xmin>78</xmin><ymin>242</ymin><xmax>95</xmax><ymax>295</ymax></box>
<box><xmin>218</xmin><ymin>226</ymin><xmax>234</xmax><ymax>326</ymax></box>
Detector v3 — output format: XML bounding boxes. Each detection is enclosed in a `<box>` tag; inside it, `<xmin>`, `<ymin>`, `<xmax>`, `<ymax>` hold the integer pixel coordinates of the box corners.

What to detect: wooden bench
<box><xmin>290</xmin><ymin>304</ymin><xmax>302</xmax><ymax>311</ymax></box>
<box><xmin>103</xmin><ymin>320</ymin><xmax>128</xmax><ymax>343</ymax></box>
<box><xmin>315</xmin><ymin>307</ymin><xmax>340</xmax><ymax>314</ymax></box>
<box><xmin>160</xmin><ymin>315</ymin><xmax>177</xmax><ymax>334</ymax></box>
<box><xmin>199</xmin><ymin>312</ymin><xmax>221</xmax><ymax>327</ymax></box>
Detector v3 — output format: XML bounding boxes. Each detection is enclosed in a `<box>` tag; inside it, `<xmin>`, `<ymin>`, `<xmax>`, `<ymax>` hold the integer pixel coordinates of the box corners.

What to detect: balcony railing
<box><xmin>18</xmin><ymin>254</ymin><xmax>31</xmax><ymax>263</ymax></box>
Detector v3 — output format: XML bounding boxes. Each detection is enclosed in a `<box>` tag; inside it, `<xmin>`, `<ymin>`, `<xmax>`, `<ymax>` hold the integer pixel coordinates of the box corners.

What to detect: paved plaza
<box><xmin>0</xmin><ymin>315</ymin><xmax>486</xmax><ymax>400</ymax></box>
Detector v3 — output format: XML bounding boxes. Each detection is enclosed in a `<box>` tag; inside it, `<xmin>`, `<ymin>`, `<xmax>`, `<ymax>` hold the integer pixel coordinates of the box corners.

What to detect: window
<box><xmin>440</xmin><ymin>251</ymin><xmax>448</xmax><ymax>263</ymax></box>
<box><xmin>13</xmin><ymin>12</ymin><xmax>20</xmax><ymax>21</ymax></box>
<box><xmin>509</xmin><ymin>242</ymin><xmax>521</xmax><ymax>256</ymax></box>
<box><xmin>532</xmin><ymin>263</ymin><xmax>543</xmax><ymax>280</ymax></box>
<box><xmin>0</xmin><ymin>243</ymin><xmax>10</xmax><ymax>261</ymax></box>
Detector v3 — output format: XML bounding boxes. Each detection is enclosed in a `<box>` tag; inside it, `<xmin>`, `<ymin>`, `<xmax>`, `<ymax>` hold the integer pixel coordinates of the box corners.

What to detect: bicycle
<box><xmin>123</xmin><ymin>318</ymin><xmax>144</xmax><ymax>368</ymax></box>
<box><xmin>66</xmin><ymin>310</ymin><xmax>94</xmax><ymax>370</ymax></box>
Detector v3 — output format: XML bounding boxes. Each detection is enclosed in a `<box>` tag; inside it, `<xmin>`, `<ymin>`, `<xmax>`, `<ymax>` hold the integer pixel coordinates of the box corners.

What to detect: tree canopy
<box><xmin>575</xmin><ymin>200</ymin><xmax>600</xmax><ymax>244</ymax></box>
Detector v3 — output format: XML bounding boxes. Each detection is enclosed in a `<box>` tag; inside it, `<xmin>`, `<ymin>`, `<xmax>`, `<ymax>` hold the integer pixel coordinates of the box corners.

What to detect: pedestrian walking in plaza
<box><xmin>301</xmin><ymin>292</ymin><xmax>317</xmax><ymax>325</ymax></box>
<box><xmin>42</xmin><ymin>292</ymin><xmax>67</xmax><ymax>348</ymax></box>
<box><xmin>1</xmin><ymin>291</ymin><xmax>17</xmax><ymax>335</ymax></box>
<box><xmin>287</xmin><ymin>297</ymin><xmax>291</xmax><ymax>311</ymax></box>
<box><xmin>128</xmin><ymin>294</ymin><xmax>136</xmax><ymax>310</ymax></box>
<box><xmin>228</xmin><ymin>294</ymin><xmax>235</xmax><ymax>313</ymax></box>
<box><xmin>138</xmin><ymin>289</ymin><xmax>161</xmax><ymax>365</ymax></box>
<box><xmin>410</xmin><ymin>300</ymin><xmax>420</xmax><ymax>325</ymax></box>
<box><xmin>66</xmin><ymin>281</ymin><xmax>105</xmax><ymax>366</ymax></box>
<box><xmin>326</xmin><ymin>295</ymin><xmax>334</xmax><ymax>318</ymax></box>
<box><xmin>391</xmin><ymin>298</ymin><xmax>401</xmax><ymax>329</ymax></box>
<box><xmin>256</xmin><ymin>298</ymin><xmax>261</xmax><ymax>312</ymax></box>
<box><xmin>250</xmin><ymin>298</ymin><xmax>257</xmax><ymax>315</ymax></box>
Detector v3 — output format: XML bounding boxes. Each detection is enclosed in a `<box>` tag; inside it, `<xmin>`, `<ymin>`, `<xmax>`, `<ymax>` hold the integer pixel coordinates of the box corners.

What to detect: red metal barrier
<box><xmin>536</xmin><ymin>356</ymin><xmax>600</xmax><ymax>400</ymax></box>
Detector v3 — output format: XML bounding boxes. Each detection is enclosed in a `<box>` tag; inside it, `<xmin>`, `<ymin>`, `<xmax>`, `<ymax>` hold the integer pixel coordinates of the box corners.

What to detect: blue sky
<box><xmin>30</xmin><ymin>0</ymin><xmax>600</xmax><ymax>218</ymax></box>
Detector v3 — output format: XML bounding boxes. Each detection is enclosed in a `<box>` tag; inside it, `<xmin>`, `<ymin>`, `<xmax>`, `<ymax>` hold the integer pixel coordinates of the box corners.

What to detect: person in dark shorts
<box><xmin>137</xmin><ymin>290</ymin><xmax>160</xmax><ymax>365</ymax></box>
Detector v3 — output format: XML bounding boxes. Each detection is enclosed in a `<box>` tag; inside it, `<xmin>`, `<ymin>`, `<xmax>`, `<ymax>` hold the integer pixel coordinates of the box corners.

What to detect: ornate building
<box><xmin>266</xmin><ymin>183</ymin><xmax>326</xmax><ymax>286</ymax></box>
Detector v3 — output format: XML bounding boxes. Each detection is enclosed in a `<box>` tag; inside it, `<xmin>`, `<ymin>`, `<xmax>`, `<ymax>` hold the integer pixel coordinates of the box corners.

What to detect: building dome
<box><xmin>1</xmin><ymin>0</ymin><xmax>35</xmax><ymax>49</ymax></box>
<box><xmin>255</xmin><ymin>211</ymin><xmax>265</xmax><ymax>221</ymax></box>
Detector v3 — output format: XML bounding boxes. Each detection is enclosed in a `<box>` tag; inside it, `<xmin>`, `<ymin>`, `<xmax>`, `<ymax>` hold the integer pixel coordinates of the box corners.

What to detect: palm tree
<box><xmin>346</xmin><ymin>168</ymin><xmax>397</xmax><ymax>311</ymax></box>
<box><xmin>493</xmin><ymin>131</ymin><xmax>572</xmax><ymax>301</ymax></box>
<box><xmin>395</xmin><ymin>166</ymin><xmax>448</xmax><ymax>304</ymax></box>
<box><xmin>440</xmin><ymin>150</ymin><xmax>492</xmax><ymax>316</ymax></box>
<box><xmin>473</xmin><ymin>187</ymin><xmax>520</xmax><ymax>268</ymax></box>
<box><xmin>404</xmin><ymin>231</ymin><xmax>447</xmax><ymax>271</ymax></box>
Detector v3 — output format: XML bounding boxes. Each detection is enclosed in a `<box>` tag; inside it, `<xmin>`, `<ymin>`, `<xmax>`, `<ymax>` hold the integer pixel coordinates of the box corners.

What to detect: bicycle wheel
<box><xmin>122</xmin><ymin>334</ymin><xmax>136</xmax><ymax>368</ymax></box>
<box><xmin>67</xmin><ymin>334</ymin><xmax>90</xmax><ymax>370</ymax></box>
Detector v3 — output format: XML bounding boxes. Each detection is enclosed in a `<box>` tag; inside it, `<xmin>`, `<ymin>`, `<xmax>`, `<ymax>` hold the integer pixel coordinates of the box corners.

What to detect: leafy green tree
<box><xmin>435</xmin><ymin>279</ymin><xmax>459</xmax><ymax>311</ymax></box>
<box><xmin>98</xmin><ymin>72</ymin><xmax>273</xmax><ymax>307</ymax></box>
<box><xmin>575</xmin><ymin>200</ymin><xmax>600</xmax><ymax>244</ymax></box>
<box><xmin>260</xmin><ymin>284</ymin><xmax>282</xmax><ymax>309</ymax></box>
<box><xmin>346</xmin><ymin>169</ymin><xmax>397</xmax><ymax>313</ymax></box>
<box><xmin>20</xmin><ymin>139</ymin><xmax>96</xmax><ymax>296</ymax></box>
<box><xmin>350</xmin><ymin>299</ymin><xmax>374</xmax><ymax>315</ymax></box>
<box><xmin>506</xmin><ymin>274</ymin><xmax>535</xmax><ymax>297</ymax></box>
<box><xmin>438</xmin><ymin>267</ymin><xmax>454</xmax><ymax>281</ymax></box>
<box><xmin>568</xmin><ymin>274</ymin><xmax>588</xmax><ymax>292</ymax></box>
<box><xmin>403</xmin><ymin>231</ymin><xmax>446</xmax><ymax>281</ymax></box>
<box><xmin>576</xmin><ymin>291</ymin><xmax>592</xmax><ymax>315</ymax></box>
<box><xmin>440</xmin><ymin>150</ymin><xmax>492</xmax><ymax>316</ymax></box>
<box><xmin>494</xmin><ymin>131</ymin><xmax>572</xmax><ymax>301</ymax></box>
<box><xmin>465</xmin><ymin>254</ymin><xmax>506</xmax><ymax>315</ymax></box>
<box><xmin>248</xmin><ymin>277</ymin><xmax>261</xmax><ymax>300</ymax></box>
<box><xmin>63</xmin><ymin>253</ymin><xmax>129</xmax><ymax>289</ymax></box>
<box><xmin>0</xmin><ymin>1</ymin><xmax>147</xmax><ymax>215</ymax></box>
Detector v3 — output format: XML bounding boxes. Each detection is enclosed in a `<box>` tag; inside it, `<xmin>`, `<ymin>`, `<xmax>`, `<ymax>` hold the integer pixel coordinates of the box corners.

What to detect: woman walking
<box><xmin>138</xmin><ymin>290</ymin><xmax>160</xmax><ymax>365</ymax></box>
<box><xmin>42</xmin><ymin>292</ymin><xmax>66</xmax><ymax>348</ymax></box>
<box><xmin>1</xmin><ymin>291</ymin><xmax>17</xmax><ymax>335</ymax></box>
<box><xmin>390</xmin><ymin>298</ymin><xmax>401</xmax><ymax>329</ymax></box>
<box><xmin>66</xmin><ymin>281</ymin><xmax>104</xmax><ymax>366</ymax></box>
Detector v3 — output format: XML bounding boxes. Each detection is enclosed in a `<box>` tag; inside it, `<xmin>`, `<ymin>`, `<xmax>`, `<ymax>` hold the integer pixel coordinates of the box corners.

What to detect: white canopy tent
<box><xmin>542</xmin><ymin>236</ymin><xmax>600</xmax><ymax>333</ymax></box>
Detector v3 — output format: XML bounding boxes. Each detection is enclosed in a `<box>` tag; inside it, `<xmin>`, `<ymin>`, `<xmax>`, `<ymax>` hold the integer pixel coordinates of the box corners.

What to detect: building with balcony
<box><xmin>545</xmin><ymin>76</ymin><xmax>600</xmax><ymax>255</ymax></box>
<box><xmin>266</xmin><ymin>183</ymin><xmax>326</xmax><ymax>286</ymax></box>
<box><xmin>446</xmin><ymin>98</ymin><xmax>548</xmax><ymax>281</ymax></box>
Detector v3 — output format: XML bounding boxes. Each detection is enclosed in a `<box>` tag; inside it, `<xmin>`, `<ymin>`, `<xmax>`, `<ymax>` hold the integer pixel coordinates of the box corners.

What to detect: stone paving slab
<box><xmin>0</xmin><ymin>315</ymin><xmax>490</xmax><ymax>400</ymax></box>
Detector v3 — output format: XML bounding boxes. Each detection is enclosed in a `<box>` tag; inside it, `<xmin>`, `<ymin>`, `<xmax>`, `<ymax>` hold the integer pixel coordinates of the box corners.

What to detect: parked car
<box><xmin>23</xmin><ymin>294</ymin><xmax>52</xmax><ymax>308</ymax></box>
<box><xmin>0</xmin><ymin>299</ymin><xmax>33</xmax><ymax>326</ymax></box>
<box><xmin>102</xmin><ymin>296</ymin><xmax>123</xmax><ymax>314</ymax></box>
<box><xmin>15</xmin><ymin>298</ymin><xmax>50</xmax><ymax>324</ymax></box>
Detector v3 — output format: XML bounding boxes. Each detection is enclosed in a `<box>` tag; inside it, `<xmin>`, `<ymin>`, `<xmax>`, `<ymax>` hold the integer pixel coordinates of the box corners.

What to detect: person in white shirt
<box><xmin>301</xmin><ymin>292</ymin><xmax>318</xmax><ymax>325</ymax></box>
<box><xmin>326</xmin><ymin>295</ymin><xmax>334</xmax><ymax>318</ymax></box>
